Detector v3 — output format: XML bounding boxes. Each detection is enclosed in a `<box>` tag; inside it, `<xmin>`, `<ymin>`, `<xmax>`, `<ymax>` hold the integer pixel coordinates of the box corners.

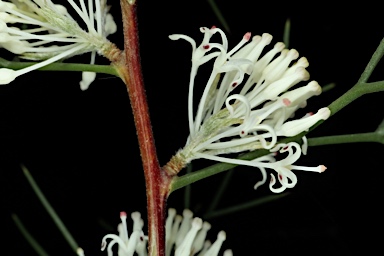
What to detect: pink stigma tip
<box><xmin>283</xmin><ymin>98</ymin><xmax>291</xmax><ymax>106</ymax></box>
<box><xmin>319</xmin><ymin>165</ymin><xmax>327</xmax><ymax>172</ymax></box>
<box><xmin>120</xmin><ymin>211</ymin><xmax>127</xmax><ymax>217</ymax></box>
<box><xmin>211</xmin><ymin>25</ymin><xmax>216</xmax><ymax>29</ymax></box>
<box><xmin>244</xmin><ymin>32</ymin><xmax>251</xmax><ymax>41</ymax></box>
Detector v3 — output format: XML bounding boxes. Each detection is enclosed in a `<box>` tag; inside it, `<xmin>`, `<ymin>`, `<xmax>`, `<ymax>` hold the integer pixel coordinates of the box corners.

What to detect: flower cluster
<box><xmin>101</xmin><ymin>209</ymin><xmax>232</xmax><ymax>256</ymax></box>
<box><xmin>0</xmin><ymin>0</ymin><xmax>117</xmax><ymax>89</ymax></box>
<box><xmin>166</xmin><ymin>27</ymin><xmax>330</xmax><ymax>193</ymax></box>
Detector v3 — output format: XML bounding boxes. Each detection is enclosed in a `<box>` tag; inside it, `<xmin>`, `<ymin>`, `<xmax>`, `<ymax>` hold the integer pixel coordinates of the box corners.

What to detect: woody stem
<box><xmin>116</xmin><ymin>1</ymin><xmax>172</xmax><ymax>255</ymax></box>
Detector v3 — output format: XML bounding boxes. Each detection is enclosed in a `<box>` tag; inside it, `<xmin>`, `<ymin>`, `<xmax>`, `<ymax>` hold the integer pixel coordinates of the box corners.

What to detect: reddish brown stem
<box><xmin>117</xmin><ymin>1</ymin><xmax>172</xmax><ymax>255</ymax></box>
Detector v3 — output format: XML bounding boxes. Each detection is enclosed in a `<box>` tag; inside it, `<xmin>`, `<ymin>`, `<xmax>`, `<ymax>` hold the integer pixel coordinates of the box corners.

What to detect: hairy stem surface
<box><xmin>117</xmin><ymin>1</ymin><xmax>172</xmax><ymax>255</ymax></box>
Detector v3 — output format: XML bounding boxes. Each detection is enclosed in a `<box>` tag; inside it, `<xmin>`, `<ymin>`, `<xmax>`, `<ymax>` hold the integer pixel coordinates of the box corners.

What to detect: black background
<box><xmin>1</xmin><ymin>1</ymin><xmax>384</xmax><ymax>255</ymax></box>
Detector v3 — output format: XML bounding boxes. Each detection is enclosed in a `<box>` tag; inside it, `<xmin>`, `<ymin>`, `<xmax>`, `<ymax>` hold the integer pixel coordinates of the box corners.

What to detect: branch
<box><xmin>358</xmin><ymin>38</ymin><xmax>384</xmax><ymax>83</ymax></box>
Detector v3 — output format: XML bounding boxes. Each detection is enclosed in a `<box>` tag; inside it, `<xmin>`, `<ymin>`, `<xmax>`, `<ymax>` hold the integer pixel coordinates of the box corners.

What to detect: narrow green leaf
<box><xmin>205</xmin><ymin>168</ymin><xmax>234</xmax><ymax>214</ymax></box>
<box><xmin>184</xmin><ymin>164</ymin><xmax>193</xmax><ymax>209</ymax></box>
<box><xmin>0</xmin><ymin>57</ymin><xmax>119</xmax><ymax>76</ymax></box>
<box><xmin>308</xmin><ymin>132</ymin><xmax>380</xmax><ymax>146</ymax></box>
<box><xmin>358</xmin><ymin>38</ymin><xmax>384</xmax><ymax>83</ymax></box>
<box><xmin>12</xmin><ymin>214</ymin><xmax>50</xmax><ymax>256</ymax></box>
<box><xmin>204</xmin><ymin>193</ymin><xmax>290</xmax><ymax>219</ymax></box>
<box><xmin>283</xmin><ymin>18</ymin><xmax>291</xmax><ymax>48</ymax></box>
<box><xmin>207</xmin><ymin>0</ymin><xmax>231</xmax><ymax>33</ymax></box>
<box><xmin>321</xmin><ymin>82</ymin><xmax>336</xmax><ymax>93</ymax></box>
<box><xmin>21</xmin><ymin>164</ymin><xmax>79</xmax><ymax>253</ymax></box>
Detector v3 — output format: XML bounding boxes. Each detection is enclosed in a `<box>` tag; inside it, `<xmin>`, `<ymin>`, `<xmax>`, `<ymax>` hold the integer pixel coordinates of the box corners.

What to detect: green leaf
<box><xmin>12</xmin><ymin>214</ymin><xmax>50</xmax><ymax>256</ymax></box>
<box><xmin>207</xmin><ymin>0</ymin><xmax>231</xmax><ymax>33</ymax></box>
<box><xmin>21</xmin><ymin>164</ymin><xmax>79</xmax><ymax>254</ymax></box>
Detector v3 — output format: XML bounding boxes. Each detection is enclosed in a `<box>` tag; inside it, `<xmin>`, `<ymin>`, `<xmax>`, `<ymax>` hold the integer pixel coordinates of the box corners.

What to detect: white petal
<box><xmin>0</xmin><ymin>68</ymin><xmax>17</xmax><ymax>84</ymax></box>
<box><xmin>79</xmin><ymin>71</ymin><xmax>96</xmax><ymax>90</ymax></box>
<box><xmin>277</xmin><ymin>107</ymin><xmax>331</xmax><ymax>136</ymax></box>
<box><xmin>204</xmin><ymin>231</ymin><xmax>226</xmax><ymax>256</ymax></box>
<box><xmin>175</xmin><ymin>218</ymin><xmax>202</xmax><ymax>256</ymax></box>
<box><xmin>105</xmin><ymin>13</ymin><xmax>117</xmax><ymax>36</ymax></box>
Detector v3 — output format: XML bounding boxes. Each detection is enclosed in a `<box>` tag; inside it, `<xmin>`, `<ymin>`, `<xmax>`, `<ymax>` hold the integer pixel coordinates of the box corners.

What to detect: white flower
<box><xmin>101</xmin><ymin>211</ymin><xmax>147</xmax><ymax>256</ymax></box>
<box><xmin>0</xmin><ymin>0</ymin><xmax>117</xmax><ymax>87</ymax></box>
<box><xmin>166</xmin><ymin>27</ymin><xmax>330</xmax><ymax>192</ymax></box>
<box><xmin>101</xmin><ymin>209</ymin><xmax>232</xmax><ymax>256</ymax></box>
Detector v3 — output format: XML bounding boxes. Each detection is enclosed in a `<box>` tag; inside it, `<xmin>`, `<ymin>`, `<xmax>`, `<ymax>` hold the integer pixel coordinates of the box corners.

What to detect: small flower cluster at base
<box><xmin>101</xmin><ymin>211</ymin><xmax>147</xmax><ymax>256</ymax></box>
<box><xmin>0</xmin><ymin>0</ymin><xmax>117</xmax><ymax>89</ymax></box>
<box><xmin>167</xmin><ymin>27</ymin><xmax>330</xmax><ymax>192</ymax></box>
<box><xmin>101</xmin><ymin>209</ymin><xmax>232</xmax><ymax>256</ymax></box>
